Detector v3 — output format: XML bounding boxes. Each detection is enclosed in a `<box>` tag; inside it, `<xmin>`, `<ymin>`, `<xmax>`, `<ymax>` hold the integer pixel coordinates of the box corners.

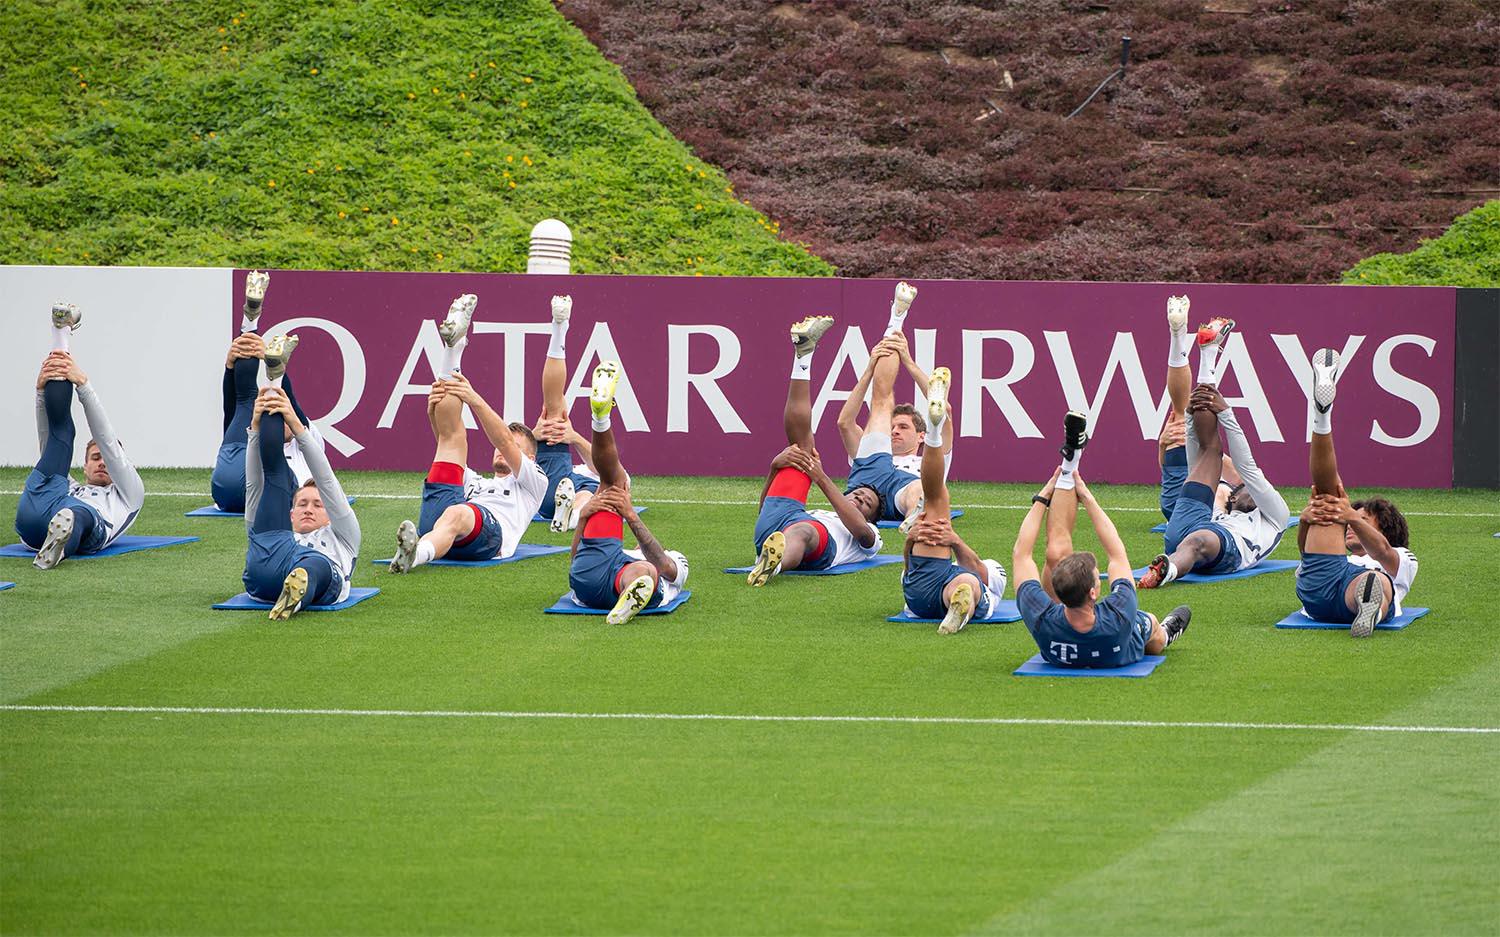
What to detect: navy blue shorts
<box><xmin>534</xmin><ymin>442</ymin><xmax>600</xmax><ymax>519</ymax></box>
<box><xmin>569</xmin><ymin>536</ymin><xmax>664</xmax><ymax>610</ymax></box>
<box><xmin>243</xmin><ymin>529</ymin><xmax>343</xmax><ymax>604</ymax></box>
<box><xmin>1163</xmin><ymin>481</ymin><xmax>1240</xmax><ymax>575</ymax></box>
<box><xmin>903</xmin><ymin>555</ymin><xmax>987</xmax><ymax>620</ymax></box>
<box><xmin>1159</xmin><ymin>447</ymin><xmax>1188</xmax><ymax>523</ymax></box>
<box><xmin>15</xmin><ymin>469</ymin><xmax>106</xmax><ymax>554</ymax></box>
<box><xmin>845</xmin><ymin>452</ymin><xmax>917</xmax><ymax>523</ymax></box>
<box><xmin>1296</xmin><ymin>553</ymin><xmax>1394</xmax><ymax>624</ymax></box>
<box><xmin>419</xmin><ymin>480</ymin><xmax>504</xmax><ymax>562</ymax></box>
<box><xmin>752</xmin><ymin>496</ymin><xmax>833</xmax><ymax>571</ymax></box>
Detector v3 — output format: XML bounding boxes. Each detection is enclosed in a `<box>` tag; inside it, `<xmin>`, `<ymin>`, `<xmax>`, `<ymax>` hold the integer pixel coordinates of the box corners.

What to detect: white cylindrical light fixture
<box><xmin>527</xmin><ymin>218</ymin><xmax>573</xmax><ymax>274</ymax></box>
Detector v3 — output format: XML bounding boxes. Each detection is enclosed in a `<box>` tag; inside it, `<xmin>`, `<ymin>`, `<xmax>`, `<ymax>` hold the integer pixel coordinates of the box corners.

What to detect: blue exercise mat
<box><xmin>1014</xmin><ymin>653</ymin><xmax>1166</xmax><ymax>678</ymax></box>
<box><xmin>531</xmin><ymin>505</ymin><xmax>647</xmax><ymax>523</ymax></box>
<box><xmin>1115</xmin><ymin>558</ymin><xmax>1298</xmax><ymax>583</ymax></box>
<box><xmin>1150</xmin><ymin>517</ymin><xmax>1298</xmax><ymax>534</ymax></box>
<box><xmin>545</xmin><ymin>590</ymin><xmax>692</xmax><ymax>616</ymax></box>
<box><xmin>0</xmin><ymin>582</ymin><xmax>14</xmax><ymax>592</ymax></box>
<box><xmin>1275</xmin><ymin>606</ymin><xmax>1429</xmax><ymax>631</ymax></box>
<box><xmin>0</xmin><ymin>535</ymin><xmax>200</xmax><ymax>560</ymax></box>
<box><xmin>213</xmin><ymin>586</ymin><xmax>380</xmax><ymax>611</ymax></box>
<box><xmin>372</xmin><ymin>543</ymin><xmax>568</xmax><ymax>567</ymax></box>
<box><xmin>878</xmin><ymin>508</ymin><xmax>963</xmax><ymax>530</ymax></box>
<box><xmin>188</xmin><ymin>497</ymin><xmax>356</xmax><ymax>517</ymax></box>
<box><xmin>887</xmin><ymin>598</ymin><xmax>1021</xmax><ymax>624</ymax></box>
<box><xmin>723</xmin><ymin>554</ymin><xmax>903</xmax><ymax>576</ymax></box>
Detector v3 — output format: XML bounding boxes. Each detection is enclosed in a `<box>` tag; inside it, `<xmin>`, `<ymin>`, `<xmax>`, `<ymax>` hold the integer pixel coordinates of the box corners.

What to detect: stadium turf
<box><xmin>2</xmin><ymin>468</ymin><xmax>1497</xmax><ymax>934</ymax></box>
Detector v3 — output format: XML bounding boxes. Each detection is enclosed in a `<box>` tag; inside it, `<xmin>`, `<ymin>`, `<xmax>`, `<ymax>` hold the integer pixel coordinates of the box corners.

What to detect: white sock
<box><xmin>1168</xmin><ymin>328</ymin><xmax>1191</xmax><ymax>369</ymax></box>
<box><xmin>1313</xmin><ymin>408</ymin><xmax>1332</xmax><ymax>435</ymax></box>
<box><xmin>1056</xmin><ymin>453</ymin><xmax>1081</xmax><ymax>490</ymax></box>
<box><xmin>548</xmin><ymin>319</ymin><xmax>568</xmax><ymax>359</ymax></box>
<box><xmin>567</xmin><ymin>505</ymin><xmax>581</xmax><ymax>531</ymax></box>
<box><xmin>592</xmin><ymin>414</ymin><xmax>611</xmax><ymax>433</ymax></box>
<box><xmin>240</xmin><ymin>316</ymin><xmax>259</xmax><ymax>334</ymax></box>
<box><xmin>925</xmin><ymin>430</ymin><xmax>943</xmax><ymax>448</ymax></box>
<box><xmin>790</xmin><ymin>351</ymin><xmax>812</xmax><ymax>380</ymax></box>
<box><xmin>413</xmin><ymin>540</ymin><xmax>436</xmax><ymax>567</ymax></box>
<box><xmin>1165</xmin><ymin>560</ymin><xmax>1180</xmax><ymax>583</ymax></box>
<box><xmin>50</xmin><ymin>326</ymin><xmax>70</xmax><ymax>352</ymax></box>
<box><xmin>267</xmin><ymin>374</ymin><xmax>284</xmax><ymax>390</ymax></box>
<box><xmin>1197</xmin><ymin>345</ymin><xmax>1220</xmax><ymax>384</ymax></box>
<box><xmin>441</xmin><ymin>337</ymin><xmax>468</xmax><ymax>379</ymax></box>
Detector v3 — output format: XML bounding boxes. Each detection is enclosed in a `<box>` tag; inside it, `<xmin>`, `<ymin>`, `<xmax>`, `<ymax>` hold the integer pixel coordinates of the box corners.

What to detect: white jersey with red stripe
<box><xmin>463</xmin><ymin>456</ymin><xmax>549</xmax><ymax>559</ymax></box>
<box><xmin>808</xmin><ymin>510</ymin><xmax>883</xmax><ymax>566</ymax></box>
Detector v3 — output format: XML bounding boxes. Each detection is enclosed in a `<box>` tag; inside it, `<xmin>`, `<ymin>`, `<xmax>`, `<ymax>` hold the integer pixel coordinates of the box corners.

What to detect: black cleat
<box><xmin>1060</xmin><ymin>410</ymin><xmax>1089</xmax><ymax>460</ymax></box>
<box><xmin>1161</xmin><ymin>605</ymin><xmax>1191</xmax><ymax>646</ymax></box>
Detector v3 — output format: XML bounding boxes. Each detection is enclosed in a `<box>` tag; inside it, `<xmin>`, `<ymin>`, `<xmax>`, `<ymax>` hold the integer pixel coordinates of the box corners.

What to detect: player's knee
<box><xmin>1045</xmin><ymin>542</ymin><xmax>1072</xmax><ymax>567</ymax></box>
<box><xmin>621</xmin><ymin>559</ymin><xmax>658</xmax><ymax>586</ymax></box>
<box><xmin>438</xmin><ymin>504</ymin><xmax>476</xmax><ymax>534</ymax></box>
<box><xmin>1144</xmin><ymin>614</ymin><xmax>1167</xmax><ymax>654</ymax></box>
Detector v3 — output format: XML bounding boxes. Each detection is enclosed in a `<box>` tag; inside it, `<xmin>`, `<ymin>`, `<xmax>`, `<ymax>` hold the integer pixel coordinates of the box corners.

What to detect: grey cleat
<box><xmin>263</xmin><ymin>333</ymin><xmax>299</xmax><ymax>382</ymax></box>
<box><xmin>33</xmin><ymin>508</ymin><xmax>74</xmax><ymax>570</ymax></box>
<box><xmin>389</xmin><ymin>520</ymin><xmax>419</xmax><ymax>574</ymax></box>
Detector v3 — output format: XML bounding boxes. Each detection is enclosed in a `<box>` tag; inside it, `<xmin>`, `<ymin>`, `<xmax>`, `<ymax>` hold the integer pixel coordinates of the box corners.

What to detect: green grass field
<box><xmin>2</xmin><ymin>468</ymin><xmax>1497</xmax><ymax>934</ymax></box>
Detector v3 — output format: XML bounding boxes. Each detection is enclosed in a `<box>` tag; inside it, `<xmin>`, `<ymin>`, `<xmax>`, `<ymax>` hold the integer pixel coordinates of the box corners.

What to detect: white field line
<box><xmin>0</xmin><ymin>490</ymin><xmax>1492</xmax><ymax>518</ymax></box>
<box><xmin>2</xmin><ymin>704</ymin><xmax>1496</xmax><ymax>735</ymax></box>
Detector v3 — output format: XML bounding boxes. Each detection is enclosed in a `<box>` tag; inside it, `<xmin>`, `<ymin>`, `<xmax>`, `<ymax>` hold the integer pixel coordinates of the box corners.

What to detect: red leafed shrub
<box><xmin>561</xmin><ymin>0</ymin><xmax>1498</xmax><ymax>282</ymax></box>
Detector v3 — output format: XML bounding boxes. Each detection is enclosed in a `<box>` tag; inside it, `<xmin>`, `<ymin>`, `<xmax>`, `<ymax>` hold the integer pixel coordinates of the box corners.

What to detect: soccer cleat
<box><xmin>898</xmin><ymin>497</ymin><xmax>924</xmax><ymax>536</ymax></box>
<box><xmin>550</xmin><ymin>477</ymin><xmax>575</xmax><ymax>534</ymax></box>
<box><xmin>389</xmin><ymin>520</ymin><xmax>419</xmax><ymax>574</ymax></box>
<box><xmin>926</xmin><ymin>366</ymin><xmax>951</xmax><ymax>428</ymax></box>
<box><xmin>747</xmin><ymin>530</ymin><xmax>785</xmax><ymax>587</ymax></box>
<box><xmin>938</xmin><ymin>581</ymin><xmax>975</xmax><ymax>635</ymax></box>
<box><xmin>269</xmin><ymin>567</ymin><xmax>308</xmax><ymax>621</ymax></box>
<box><xmin>1196</xmin><ymin>316</ymin><xmax>1236</xmax><ymax>350</ymax></box>
<box><xmin>550</xmin><ymin>294</ymin><xmax>572</xmax><ymax>323</ymax></box>
<box><xmin>262</xmin><ymin>333</ymin><xmax>299</xmax><ymax>382</ymax></box>
<box><xmin>438</xmin><ymin>293</ymin><xmax>478</xmax><ymax>348</ymax></box>
<box><xmin>606</xmin><ymin>573</ymin><xmax>656</xmax><ymax>625</ymax></box>
<box><xmin>1166</xmin><ymin>295</ymin><xmax>1189</xmax><ymax>334</ymax></box>
<box><xmin>1350</xmin><ymin>569</ymin><xmax>1383</xmax><ymax>638</ymax></box>
<box><xmin>50</xmin><ymin>302</ymin><xmax>82</xmax><ymax>331</ymax></box>
<box><xmin>790</xmin><ymin>316</ymin><xmax>834</xmax><ymax>357</ymax></box>
<box><xmin>1060</xmin><ymin>410</ymin><xmax>1089</xmax><ymax>460</ymax></box>
<box><xmin>1137</xmin><ymin>554</ymin><xmax>1173</xmax><ymax>589</ymax></box>
<box><xmin>33</xmin><ymin>508</ymin><xmax>74</xmax><ymax>570</ymax></box>
<box><xmin>1161</xmin><ymin>604</ymin><xmax>1192</xmax><ymax>646</ymax></box>
<box><xmin>591</xmin><ymin>360</ymin><xmax>621</xmax><ymax>422</ymax></box>
<box><xmin>892</xmin><ymin>281</ymin><xmax>918</xmax><ymax>318</ymax></box>
<box><xmin>1311</xmin><ymin>348</ymin><xmax>1340</xmax><ymax>414</ymax></box>
<box><xmin>243</xmin><ymin>270</ymin><xmax>270</xmax><ymax>318</ymax></box>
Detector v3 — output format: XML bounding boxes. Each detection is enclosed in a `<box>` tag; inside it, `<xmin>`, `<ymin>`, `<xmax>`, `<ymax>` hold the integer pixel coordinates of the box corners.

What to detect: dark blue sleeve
<box><xmin>1101</xmin><ymin>579</ymin><xmax>1139</xmax><ymax>634</ymax></box>
<box><xmin>1016</xmin><ymin>580</ymin><xmax>1054</xmax><ymax>627</ymax></box>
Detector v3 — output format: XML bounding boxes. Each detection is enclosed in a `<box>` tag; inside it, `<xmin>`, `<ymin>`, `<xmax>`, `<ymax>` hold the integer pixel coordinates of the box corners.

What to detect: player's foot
<box><xmin>1311</xmin><ymin>347</ymin><xmax>1340</xmax><ymax>415</ymax></box>
<box><xmin>388</xmin><ymin>520</ymin><xmax>418</xmax><ymax>574</ymax></box>
<box><xmin>898</xmin><ymin>497</ymin><xmax>924</xmax><ymax>536</ymax></box>
<box><xmin>263</xmin><ymin>333</ymin><xmax>299</xmax><ymax>382</ymax></box>
<box><xmin>50</xmin><ymin>302</ymin><xmax>82</xmax><ymax>331</ymax></box>
<box><xmin>1350</xmin><ymin>569</ymin><xmax>1383</xmax><ymax>638</ymax></box>
<box><xmin>606</xmin><ymin>574</ymin><xmax>655</xmax><ymax>625</ymax></box>
<box><xmin>790</xmin><ymin>316</ymin><xmax>834</xmax><ymax>357</ymax></box>
<box><xmin>926</xmin><ymin>366</ymin><xmax>951</xmax><ymax>428</ymax></box>
<box><xmin>1137</xmin><ymin>553</ymin><xmax>1175</xmax><ymax>589</ymax></box>
<box><xmin>747</xmin><ymin>531</ymin><xmax>785</xmax><ymax>587</ymax></box>
<box><xmin>33</xmin><ymin>508</ymin><xmax>73</xmax><ymax>570</ymax></box>
<box><xmin>243</xmin><ymin>270</ymin><xmax>270</xmax><ymax>318</ymax></box>
<box><xmin>1196</xmin><ymin>316</ymin><xmax>1236</xmax><ymax>350</ymax></box>
<box><xmin>1161</xmin><ymin>604</ymin><xmax>1192</xmax><ymax>646</ymax></box>
<box><xmin>550</xmin><ymin>477</ymin><xmax>575</xmax><ymax>534</ymax></box>
<box><xmin>1060</xmin><ymin>410</ymin><xmax>1088</xmax><ymax>460</ymax></box>
<box><xmin>892</xmin><ymin>281</ymin><xmax>918</xmax><ymax>318</ymax></box>
<box><xmin>1166</xmin><ymin>294</ymin><xmax>1189</xmax><ymax>334</ymax></box>
<box><xmin>551</xmin><ymin>294</ymin><xmax>572</xmax><ymax>323</ymax></box>
<box><xmin>591</xmin><ymin>360</ymin><xmax>620</xmax><ymax>422</ymax></box>
<box><xmin>269</xmin><ymin>567</ymin><xmax>308</xmax><ymax>621</ymax></box>
<box><xmin>938</xmin><ymin>581</ymin><xmax>975</xmax><ymax>635</ymax></box>
<box><xmin>438</xmin><ymin>293</ymin><xmax>477</xmax><ymax>348</ymax></box>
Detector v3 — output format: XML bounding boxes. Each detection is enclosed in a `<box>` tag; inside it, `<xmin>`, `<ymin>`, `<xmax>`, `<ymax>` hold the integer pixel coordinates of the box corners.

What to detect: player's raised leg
<box><xmin>1158</xmin><ymin>295</ymin><xmax>1193</xmax><ymax>520</ymax></box>
<box><xmin>1041</xmin><ymin>411</ymin><xmax>1088</xmax><ymax>599</ymax></box>
<box><xmin>1141</xmin><ymin>385</ymin><xmax>1227</xmax><ymax>587</ymax></box>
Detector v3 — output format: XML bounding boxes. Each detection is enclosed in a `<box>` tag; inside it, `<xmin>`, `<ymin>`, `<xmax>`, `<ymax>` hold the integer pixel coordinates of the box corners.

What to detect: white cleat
<box><xmin>938</xmin><ymin>581</ymin><xmax>975</xmax><ymax>635</ymax></box>
<box><xmin>1166</xmin><ymin>294</ymin><xmax>1189</xmax><ymax>334</ymax></box>
<box><xmin>269</xmin><ymin>567</ymin><xmax>308</xmax><ymax>621</ymax></box>
<box><xmin>926</xmin><ymin>366</ymin><xmax>951</xmax><ymax>428</ymax></box>
<box><xmin>607</xmin><ymin>574</ymin><xmax>656</xmax><ymax>625</ymax></box>
<box><xmin>591</xmin><ymin>360</ymin><xmax>620</xmax><ymax>422</ymax></box>
<box><xmin>898</xmin><ymin>497</ymin><xmax>924</xmax><ymax>537</ymax></box>
<box><xmin>438</xmin><ymin>293</ymin><xmax>478</xmax><ymax>348</ymax></box>
<box><xmin>550</xmin><ymin>294</ymin><xmax>572</xmax><ymax>323</ymax></box>
<box><xmin>389</xmin><ymin>520</ymin><xmax>419</xmax><ymax>574</ymax></box>
<box><xmin>550</xmin><ymin>477</ymin><xmax>576</xmax><ymax>534</ymax></box>
<box><xmin>1350</xmin><ymin>569</ymin><xmax>1383</xmax><ymax>638</ymax></box>
<box><xmin>790</xmin><ymin>316</ymin><xmax>834</xmax><ymax>357</ymax></box>
<box><xmin>33</xmin><ymin>508</ymin><xmax>74</xmax><ymax>570</ymax></box>
<box><xmin>243</xmin><ymin>270</ymin><xmax>270</xmax><ymax>319</ymax></box>
<box><xmin>51</xmin><ymin>302</ymin><xmax>82</xmax><ymax>332</ymax></box>
<box><xmin>892</xmin><ymin>281</ymin><xmax>918</xmax><ymax>318</ymax></box>
<box><xmin>747</xmin><ymin>531</ymin><xmax>784</xmax><ymax>587</ymax></box>
<box><xmin>262</xmin><ymin>333</ymin><xmax>299</xmax><ymax>382</ymax></box>
<box><xmin>1311</xmin><ymin>347</ymin><xmax>1340</xmax><ymax>415</ymax></box>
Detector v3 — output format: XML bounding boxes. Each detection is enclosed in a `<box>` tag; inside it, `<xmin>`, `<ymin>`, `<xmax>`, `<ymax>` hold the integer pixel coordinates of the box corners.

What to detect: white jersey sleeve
<box><xmin>1347</xmin><ymin>547</ymin><xmax>1418</xmax><ymax>615</ymax></box>
<box><xmin>1214</xmin><ymin>507</ymin><xmax>1287</xmax><ymax>570</ymax></box>
<box><xmin>68</xmin><ymin>382</ymin><xmax>144</xmax><ymax>547</ymax></box>
<box><xmin>808</xmin><ymin>509</ymin><xmax>883</xmax><ymax>566</ymax></box>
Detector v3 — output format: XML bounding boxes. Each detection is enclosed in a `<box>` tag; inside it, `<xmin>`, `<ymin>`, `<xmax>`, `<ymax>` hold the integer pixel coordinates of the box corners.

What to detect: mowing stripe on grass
<box><xmin>3</xmin><ymin>704</ymin><xmax>1496</xmax><ymax>734</ymax></box>
<box><xmin>2</xmin><ymin>490</ymin><xmax>1493</xmax><ymax>517</ymax></box>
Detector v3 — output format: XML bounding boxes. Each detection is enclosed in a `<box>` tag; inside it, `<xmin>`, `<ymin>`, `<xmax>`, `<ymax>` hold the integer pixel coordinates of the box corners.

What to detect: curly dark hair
<box><xmin>1352</xmin><ymin>497</ymin><xmax>1409</xmax><ymax>548</ymax></box>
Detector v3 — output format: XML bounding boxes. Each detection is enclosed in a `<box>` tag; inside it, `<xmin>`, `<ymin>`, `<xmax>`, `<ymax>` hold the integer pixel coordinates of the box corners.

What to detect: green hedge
<box><xmin>0</xmin><ymin>0</ymin><xmax>833</xmax><ymax>277</ymax></box>
<box><xmin>1342</xmin><ymin>201</ymin><xmax>1500</xmax><ymax>287</ymax></box>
